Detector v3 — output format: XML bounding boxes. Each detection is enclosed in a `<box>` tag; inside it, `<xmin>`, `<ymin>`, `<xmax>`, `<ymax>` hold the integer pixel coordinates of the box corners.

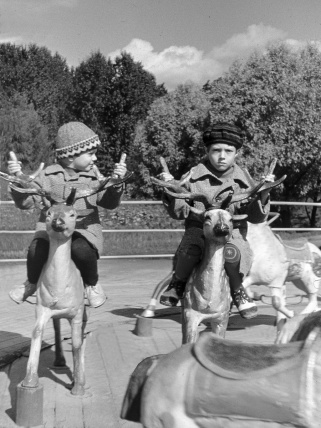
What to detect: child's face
<box><xmin>69</xmin><ymin>149</ymin><xmax>98</xmax><ymax>172</ymax></box>
<box><xmin>207</xmin><ymin>143</ymin><xmax>237</xmax><ymax>172</ymax></box>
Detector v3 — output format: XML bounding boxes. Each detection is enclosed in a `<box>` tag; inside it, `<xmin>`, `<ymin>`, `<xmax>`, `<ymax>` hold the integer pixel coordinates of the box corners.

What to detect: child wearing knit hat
<box><xmin>8</xmin><ymin>121</ymin><xmax>127</xmax><ymax>308</ymax></box>
<box><xmin>159</xmin><ymin>122</ymin><xmax>274</xmax><ymax>319</ymax></box>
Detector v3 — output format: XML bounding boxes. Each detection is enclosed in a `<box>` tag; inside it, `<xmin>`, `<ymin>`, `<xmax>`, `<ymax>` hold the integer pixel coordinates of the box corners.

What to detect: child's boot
<box><xmin>160</xmin><ymin>275</ymin><xmax>186</xmax><ymax>307</ymax></box>
<box><xmin>86</xmin><ymin>282</ymin><xmax>107</xmax><ymax>308</ymax></box>
<box><xmin>224</xmin><ymin>244</ymin><xmax>257</xmax><ymax>319</ymax></box>
<box><xmin>9</xmin><ymin>280</ymin><xmax>37</xmax><ymax>304</ymax></box>
<box><xmin>231</xmin><ymin>285</ymin><xmax>257</xmax><ymax>319</ymax></box>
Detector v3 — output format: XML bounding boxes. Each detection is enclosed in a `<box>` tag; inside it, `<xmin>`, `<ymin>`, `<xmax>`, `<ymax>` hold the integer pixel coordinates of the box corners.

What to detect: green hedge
<box><xmin>1</xmin><ymin>202</ymin><xmax>321</xmax><ymax>259</ymax></box>
<box><xmin>0</xmin><ymin>203</ymin><xmax>184</xmax><ymax>230</ymax></box>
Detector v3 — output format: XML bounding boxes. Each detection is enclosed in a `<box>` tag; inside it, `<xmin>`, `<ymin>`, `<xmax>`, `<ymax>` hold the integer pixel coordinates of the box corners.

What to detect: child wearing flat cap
<box><xmin>160</xmin><ymin>122</ymin><xmax>273</xmax><ymax>319</ymax></box>
<box><xmin>8</xmin><ymin>121</ymin><xmax>127</xmax><ymax>308</ymax></box>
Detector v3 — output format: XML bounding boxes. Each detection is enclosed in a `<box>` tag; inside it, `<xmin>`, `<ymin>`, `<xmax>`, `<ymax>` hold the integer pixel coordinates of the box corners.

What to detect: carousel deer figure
<box><xmin>0</xmin><ymin>158</ymin><xmax>131</xmax><ymax>395</ymax></box>
<box><xmin>145</xmin><ymin>161</ymin><xmax>321</xmax><ymax>342</ymax></box>
<box><xmin>25</xmin><ymin>188</ymin><xmax>87</xmax><ymax>395</ymax></box>
<box><xmin>121</xmin><ymin>313</ymin><xmax>321</xmax><ymax>428</ymax></box>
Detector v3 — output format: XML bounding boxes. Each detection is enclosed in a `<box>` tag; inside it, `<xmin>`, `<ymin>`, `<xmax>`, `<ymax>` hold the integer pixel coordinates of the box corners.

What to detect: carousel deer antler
<box><xmin>0</xmin><ymin>151</ymin><xmax>133</xmax><ymax>201</ymax></box>
<box><xmin>151</xmin><ymin>157</ymin><xmax>286</xmax><ymax>214</ymax></box>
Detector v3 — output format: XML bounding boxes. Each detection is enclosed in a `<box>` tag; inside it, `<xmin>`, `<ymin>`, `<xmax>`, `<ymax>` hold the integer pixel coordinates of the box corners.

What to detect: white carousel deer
<box><xmin>146</xmin><ymin>170</ymin><xmax>321</xmax><ymax>343</ymax></box>
<box><xmin>0</xmin><ymin>160</ymin><xmax>131</xmax><ymax>395</ymax></box>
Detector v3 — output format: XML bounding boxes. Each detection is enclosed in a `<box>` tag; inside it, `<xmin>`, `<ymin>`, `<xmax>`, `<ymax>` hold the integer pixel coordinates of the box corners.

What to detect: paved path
<box><xmin>0</xmin><ymin>259</ymin><xmax>317</xmax><ymax>427</ymax></box>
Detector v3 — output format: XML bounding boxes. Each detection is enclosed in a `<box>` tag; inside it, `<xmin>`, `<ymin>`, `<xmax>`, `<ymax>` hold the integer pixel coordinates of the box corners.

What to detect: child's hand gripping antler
<box><xmin>158</xmin><ymin>157</ymin><xmax>174</xmax><ymax>182</ymax></box>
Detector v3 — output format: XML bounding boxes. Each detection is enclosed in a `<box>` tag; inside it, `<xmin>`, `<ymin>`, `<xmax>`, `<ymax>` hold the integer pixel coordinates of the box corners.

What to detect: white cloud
<box><xmin>108</xmin><ymin>24</ymin><xmax>289</xmax><ymax>91</ymax></box>
<box><xmin>210</xmin><ymin>23</ymin><xmax>286</xmax><ymax>61</ymax></box>
<box><xmin>109</xmin><ymin>39</ymin><xmax>222</xmax><ymax>90</ymax></box>
<box><xmin>0</xmin><ymin>35</ymin><xmax>23</xmax><ymax>45</ymax></box>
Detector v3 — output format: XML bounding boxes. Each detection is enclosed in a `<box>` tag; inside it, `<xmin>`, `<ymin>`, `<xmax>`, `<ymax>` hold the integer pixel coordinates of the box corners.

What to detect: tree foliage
<box><xmin>0</xmin><ymin>43</ymin><xmax>73</xmax><ymax>141</ymax></box>
<box><xmin>0</xmin><ymin>93</ymin><xmax>50</xmax><ymax>199</ymax></box>
<box><xmin>69</xmin><ymin>51</ymin><xmax>166</xmax><ymax>175</ymax></box>
<box><xmin>2</xmin><ymin>40</ymin><xmax>321</xmax><ymax>227</ymax></box>
<box><xmin>0</xmin><ymin>94</ymin><xmax>50</xmax><ymax>167</ymax></box>
<box><xmin>204</xmin><ymin>44</ymin><xmax>321</xmax><ymax>225</ymax></box>
<box><xmin>130</xmin><ymin>82</ymin><xmax>211</xmax><ymax>197</ymax></box>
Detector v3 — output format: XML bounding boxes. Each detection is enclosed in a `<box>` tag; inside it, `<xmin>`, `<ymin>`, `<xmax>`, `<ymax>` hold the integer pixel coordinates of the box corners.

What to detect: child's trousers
<box><xmin>27</xmin><ymin>232</ymin><xmax>99</xmax><ymax>286</ymax></box>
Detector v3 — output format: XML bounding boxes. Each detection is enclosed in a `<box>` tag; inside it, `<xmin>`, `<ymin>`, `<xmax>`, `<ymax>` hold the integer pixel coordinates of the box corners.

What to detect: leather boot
<box><xmin>231</xmin><ymin>285</ymin><xmax>257</xmax><ymax>319</ymax></box>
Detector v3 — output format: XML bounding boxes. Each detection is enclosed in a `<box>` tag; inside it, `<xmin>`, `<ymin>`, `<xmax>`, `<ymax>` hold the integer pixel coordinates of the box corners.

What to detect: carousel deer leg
<box><xmin>53</xmin><ymin>318</ymin><xmax>66</xmax><ymax>367</ymax></box>
<box><xmin>182</xmin><ymin>306</ymin><xmax>203</xmax><ymax>344</ymax></box>
<box><xmin>270</xmin><ymin>286</ymin><xmax>295</xmax><ymax>335</ymax></box>
<box><xmin>291</xmin><ymin>264</ymin><xmax>320</xmax><ymax>315</ymax></box>
<box><xmin>69</xmin><ymin>308</ymin><xmax>87</xmax><ymax>395</ymax></box>
<box><xmin>23</xmin><ymin>306</ymin><xmax>52</xmax><ymax>388</ymax></box>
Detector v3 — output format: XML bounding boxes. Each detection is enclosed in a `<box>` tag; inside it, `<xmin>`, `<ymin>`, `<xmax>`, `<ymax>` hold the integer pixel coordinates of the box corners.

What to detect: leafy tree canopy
<box><xmin>70</xmin><ymin>51</ymin><xmax>166</xmax><ymax>177</ymax></box>
<box><xmin>0</xmin><ymin>93</ymin><xmax>50</xmax><ymax>198</ymax></box>
<box><xmin>0</xmin><ymin>43</ymin><xmax>73</xmax><ymax>140</ymax></box>
<box><xmin>130</xmin><ymin>82</ymin><xmax>211</xmax><ymax>198</ymax></box>
<box><xmin>204</xmin><ymin>44</ymin><xmax>321</xmax><ymax>204</ymax></box>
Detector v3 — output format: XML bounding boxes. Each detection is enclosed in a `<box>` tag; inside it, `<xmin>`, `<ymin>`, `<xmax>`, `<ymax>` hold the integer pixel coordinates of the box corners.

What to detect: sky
<box><xmin>1</xmin><ymin>0</ymin><xmax>321</xmax><ymax>90</ymax></box>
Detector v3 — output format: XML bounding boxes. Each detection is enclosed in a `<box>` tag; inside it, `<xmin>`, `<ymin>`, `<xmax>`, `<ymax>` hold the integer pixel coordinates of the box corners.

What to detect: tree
<box><xmin>70</xmin><ymin>51</ymin><xmax>166</xmax><ymax>177</ymax></box>
<box><xmin>0</xmin><ymin>43</ymin><xmax>73</xmax><ymax>142</ymax></box>
<box><xmin>111</xmin><ymin>52</ymin><xmax>166</xmax><ymax>161</ymax></box>
<box><xmin>130</xmin><ymin>82</ymin><xmax>211</xmax><ymax>198</ymax></box>
<box><xmin>0</xmin><ymin>93</ymin><xmax>50</xmax><ymax>199</ymax></box>
<box><xmin>204</xmin><ymin>44</ymin><xmax>321</xmax><ymax>226</ymax></box>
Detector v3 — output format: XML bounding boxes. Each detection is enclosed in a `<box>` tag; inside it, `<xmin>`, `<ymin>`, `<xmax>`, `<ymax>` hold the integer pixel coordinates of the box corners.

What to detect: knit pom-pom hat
<box><xmin>56</xmin><ymin>122</ymin><xmax>101</xmax><ymax>159</ymax></box>
<box><xmin>203</xmin><ymin>122</ymin><xmax>243</xmax><ymax>149</ymax></box>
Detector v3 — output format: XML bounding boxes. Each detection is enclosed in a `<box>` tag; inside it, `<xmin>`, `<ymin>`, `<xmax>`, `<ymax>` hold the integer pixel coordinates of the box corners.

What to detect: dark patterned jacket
<box><xmin>10</xmin><ymin>164</ymin><xmax>124</xmax><ymax>256</ymax></box>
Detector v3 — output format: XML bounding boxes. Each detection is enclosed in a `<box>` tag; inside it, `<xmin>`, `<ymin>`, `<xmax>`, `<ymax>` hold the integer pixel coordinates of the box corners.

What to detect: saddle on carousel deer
<box><xmin>3</xmin><ymin>122</ymin><xmax>129</xmax><ymax>309</ymax></box>
<box><xmin>156</xmin><ymin>122</ymin><xmax>280</xmax><ymax>320</ymax></box>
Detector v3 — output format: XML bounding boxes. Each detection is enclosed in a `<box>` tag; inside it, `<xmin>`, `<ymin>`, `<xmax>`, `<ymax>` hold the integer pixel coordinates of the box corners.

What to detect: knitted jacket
<box><xmin>10</xmin><ymin>164</ymin><xmax>124</xmax><ymax>256</ymax></box>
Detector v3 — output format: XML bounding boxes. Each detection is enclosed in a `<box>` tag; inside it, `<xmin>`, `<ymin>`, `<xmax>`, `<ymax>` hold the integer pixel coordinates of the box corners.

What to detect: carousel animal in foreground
<box><xmin>0</xmin><ymin>163</ymin><xmax>131</xmax><ymax>396</ymax></box>
<box><xmin>142</xmin><ymin>173</ymin><xmax>321</xmax><ymax>343</ymax></box>
<box><xmin>121</xmin><ymin>311</ymin><xmax>321</xmax><ymax>428</ymax></box>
